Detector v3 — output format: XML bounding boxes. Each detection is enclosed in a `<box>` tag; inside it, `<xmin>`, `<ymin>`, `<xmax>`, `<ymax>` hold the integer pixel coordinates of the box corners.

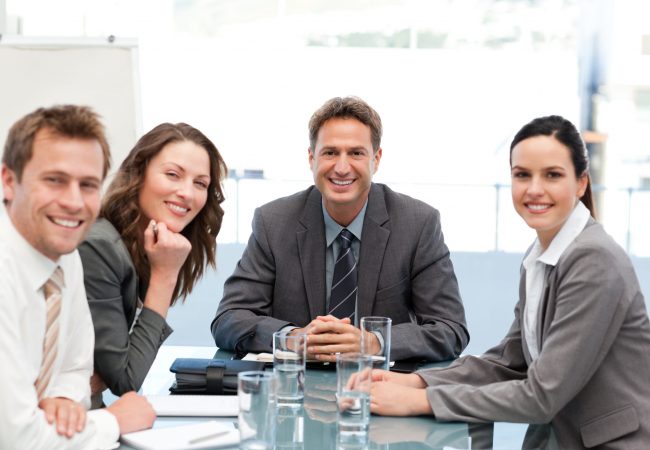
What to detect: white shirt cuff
<box><xmin>373</xmin><ymin>331</ymin><xmax>385</xmax><ymax>355</ymax></box>
<box><xmin>87</xmin><ymin>409</ymin><xmax>120</xmax><ymax>450</ymax></box>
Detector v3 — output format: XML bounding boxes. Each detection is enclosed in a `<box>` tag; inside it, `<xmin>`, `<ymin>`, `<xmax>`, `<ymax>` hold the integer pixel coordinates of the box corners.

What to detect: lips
<box><xmin>330</xmin><ymin>179</ymin><xmax>354</xmax><ymax>186</ymax></box>
<box><xmin>50</xmin><ymin>217</ymin><xmax>82</xmax><ymax>228</ymax></box>
<box><xmin>525</xmin><ymin>203</ymin><xmax>552</xmax><ymax>212</ymax></box>
<box><xmin>165</xmin><ymin>201</ymin><xmax>190</xmax><ymax>215</ymax></box>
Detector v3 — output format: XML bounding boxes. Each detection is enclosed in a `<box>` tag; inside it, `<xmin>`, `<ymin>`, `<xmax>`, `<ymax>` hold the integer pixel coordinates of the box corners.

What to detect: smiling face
<box><xmin>511</xmin><ymin>135</ymin><xmax>588</xmax><ymax>248</ymax></box>
<box><xmin>2</xmin><ymin>128</ymin><xmax>104</xmax><ymax>261</ymax></box>
<box><xmin>309</xmin><ymin>117</ymin><xmax>382</xmax><ymax>226</ymax></box>
<box><xmin>138</xmin><ymin>140</ymin><xmax>210</xmax><ymax>233</ymax></box>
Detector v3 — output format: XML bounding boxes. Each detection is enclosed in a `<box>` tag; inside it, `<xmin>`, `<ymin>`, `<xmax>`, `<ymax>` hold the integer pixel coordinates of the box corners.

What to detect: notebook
<box><xmin>121</xmin><ymin>421</ymin><xmax>238</xmax><ymax>450</ymax></box>
<box><xmin>146</xmin><ymin>395</ymin><xmax>238</xmax><ymax>416</ymax></box>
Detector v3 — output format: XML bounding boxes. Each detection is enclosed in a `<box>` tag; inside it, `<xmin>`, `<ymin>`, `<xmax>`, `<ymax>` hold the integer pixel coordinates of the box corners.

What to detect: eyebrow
<box><xmin>42</xmin><ymin>170</ymin><xmax>101</xmax><ymax>183</ymax></box>
<box><xmin>161</xmin><ymin>162</ymin><xmax>210</xmax><ymax>179</ymax></box>
<box><xmin>319</xmin><ymin>146</ymin><xmax>368</xmax><ymax>152</ymax></box>
<box><xmin>511</xmin><ymin>165</ymin><xmax>566</xmax><ymax>171</ymax></box>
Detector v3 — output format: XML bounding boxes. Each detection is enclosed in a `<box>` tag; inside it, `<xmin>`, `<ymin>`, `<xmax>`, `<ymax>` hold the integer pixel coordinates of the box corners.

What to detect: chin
<box><xmin>48</xmin><ymin>244</ymin><xmax>79</xmax><ymax>258</ymax></box>
<box><xmin>167</xmin><ymin>221</ymin><xmax>188</xmax><ymax>233</ymax></box>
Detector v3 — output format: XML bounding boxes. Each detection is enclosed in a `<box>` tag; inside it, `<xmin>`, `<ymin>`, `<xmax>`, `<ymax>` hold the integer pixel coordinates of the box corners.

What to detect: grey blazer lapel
<box><xmin>358</xmin><ymin>184</ymin><xmax>390</xmax><ymax>320</ymax></box>
<box><xmin>518</xmin><ymin>269</ymin><xmax>534</xmax><ymax>364</ymax></box>
<box><xmin>297</xmin><ymin>188</ymin><xmax>327</xmax><ymax>319</ymax></box>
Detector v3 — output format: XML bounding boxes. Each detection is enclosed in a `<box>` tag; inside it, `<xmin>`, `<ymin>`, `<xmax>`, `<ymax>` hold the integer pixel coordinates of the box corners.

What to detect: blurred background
<box><xmin>1</xmin><ymin>0</ymin><xmax>649</xmax><ymax>356</ymax></box>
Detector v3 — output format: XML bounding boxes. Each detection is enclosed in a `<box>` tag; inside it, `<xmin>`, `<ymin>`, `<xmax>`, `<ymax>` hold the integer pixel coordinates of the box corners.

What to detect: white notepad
<box><xmin>147</xmin><ymin>395</ymin><xmax>239</xmax><ymax>417</ymax></box>
<box><xmin>121</xmin><ymin>420</ymin><xmax>238</xmax><ymax>450</ymax></box>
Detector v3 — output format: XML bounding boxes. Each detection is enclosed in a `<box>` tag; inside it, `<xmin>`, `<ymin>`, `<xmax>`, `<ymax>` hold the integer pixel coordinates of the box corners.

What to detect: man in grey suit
<box><xmin>211</xmin><ymin>96</ymin><xmax>468</xmax><ymax>362</ymax></box>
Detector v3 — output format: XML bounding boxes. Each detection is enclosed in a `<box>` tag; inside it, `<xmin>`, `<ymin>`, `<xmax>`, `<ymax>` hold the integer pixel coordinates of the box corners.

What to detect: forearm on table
<box><xmin>391</xmin><ymin>320</ymin><xmax>467</xmax><ymax>361</ymax></box>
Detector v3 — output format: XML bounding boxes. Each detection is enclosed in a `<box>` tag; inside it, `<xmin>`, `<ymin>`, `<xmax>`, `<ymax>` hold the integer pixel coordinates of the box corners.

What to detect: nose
<box><xmin>59</xmin><ymin>183</ymin><xmax>84</xmax><ymax>211</ymax></box>
<box><xmin>175</xmin><ymin>179</ymin><xmax>195</xmax><ymax>201</ymax></box>
<box><xmin>528</xmin><ymin>175</ymin><xmax>545</xmax><ymax>196</ymax></box>
<box><xmin>334</xmin><ymin>154</ymin><xmax>350</xmax><ymax>174</ymax></box>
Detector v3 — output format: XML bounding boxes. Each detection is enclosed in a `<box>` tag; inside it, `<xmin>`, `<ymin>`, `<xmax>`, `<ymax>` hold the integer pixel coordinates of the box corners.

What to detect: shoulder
<box><xmin>565</xmin><ymin>221</ymin><xmax>630</xmax><ymax>265</ymax></box>
<box><xmin>0</xmin><ymin>234</ymin><xmax>10</xmax><ymax>269</ymax></box>
<box><xmin>374</xmin><ymin>183</ymin><xmax>439</xmax><ymax>222</ymax></box>
<box><xmin>258</xmin><ymin>186</ymin><xmax>317</xmax><ymax>214</ymax></box>
<box><xmin>78</xmin><ymin>218</ymin><xmax>132</xmax><ymax>268</ymax></box>
<box><xmin>0</xmin><ymin>236</ymin><xmax>23</xmax><ymax>314</ymax></box>
<box><xmin>255</xmin><ymin>185</ymin><xmax>320</xmax><ymax>226</ymax></box>
<box><xmin>0</xmin><ymin>238</ymin><xmax>15</xmax><ymax>288</ymax></box>
<box><xmin>84</xmin><ymin>218</ymin><xmax>122</xmax><ymax>244</ymax></box>
<box><xmin>558</xmin><ymin>220</ymin><xmax>637</xmax><ymax>282</ymax></box>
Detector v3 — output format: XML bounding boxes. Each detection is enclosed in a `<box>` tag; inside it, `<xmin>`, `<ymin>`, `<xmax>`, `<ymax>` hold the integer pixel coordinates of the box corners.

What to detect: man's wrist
<box><xmin>279</xmin><ymin>325</ymin><xmax>299</xmax><ymax>337</ymax></box>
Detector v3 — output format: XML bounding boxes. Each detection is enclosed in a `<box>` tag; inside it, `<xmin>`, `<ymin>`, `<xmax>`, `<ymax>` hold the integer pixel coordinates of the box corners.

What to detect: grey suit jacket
<box><xmin>418</xmin><ymin>219</ymin><xmax>650</xmax><ymax>449</ymax></box>
<box><xmin>78</xmin><ymin>218</ymin><xmax>172</xmax><ymax>407</ymax></box>
<box><xmin>211</xmin><ymin>183</ymin><xmax>469</xmax><ymax>361</ymax></box>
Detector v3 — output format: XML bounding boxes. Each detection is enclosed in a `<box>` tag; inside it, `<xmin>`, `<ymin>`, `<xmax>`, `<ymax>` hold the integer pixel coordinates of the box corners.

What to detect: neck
<box><xmin>326</xmin><ymin>203</ymin><xmax>364</xmax><ymax>227</ymax></box>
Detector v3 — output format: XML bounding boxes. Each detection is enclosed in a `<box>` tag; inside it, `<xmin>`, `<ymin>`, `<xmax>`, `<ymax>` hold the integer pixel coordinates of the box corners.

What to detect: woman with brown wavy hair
<box><xmin>78</xmin><ymin>123</ymin><xmax>226</xmax><ymax>407</ymax></box>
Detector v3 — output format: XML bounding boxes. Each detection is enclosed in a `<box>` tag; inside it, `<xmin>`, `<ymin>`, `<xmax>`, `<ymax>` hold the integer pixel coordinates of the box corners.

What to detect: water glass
<box><xmin>238</xmin><ymin>371</ymin><xmax>276</xmax><ymax>450</ymax></box>
<box><xmin>275</xmin><ymin>404</ymin><xmax>305</xmax><ymax>449</ymax></box>
<box><xmin>360</xmin><ymin>316</ymin><xmax>391</xmax><ymax>371</ymax></box>
<box><xmin>273</xmin><ymin>331</ymin><xmax>307</xmax><ymax>406</ymax></box>
<box><xmin>336</xmin><ymin>353</ymin><xmax>372</xmax><ymax>437</ymax></box>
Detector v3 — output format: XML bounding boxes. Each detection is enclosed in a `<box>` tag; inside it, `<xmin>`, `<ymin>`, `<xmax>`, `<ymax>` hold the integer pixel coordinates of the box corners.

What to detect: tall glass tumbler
<box><xmin>273</xmin><ymin>331</ymin><xmax>307</xmax><ymax>406</ymax></box>
<box><xmin>360</xmin><ymin>316</ymin><xmax>392</xmax><ymax>370</ymax></box>
<box><xmin>336</xmin><ymin>353</ymin><xmax>372</xmax><ymax>438</ymax></box>
<box><xmin>238</xmin><ymin>371</ymin><xmax>276</xmax><ymax>450</ymax></box>
<box><xmin>275</xmin><ymin>404</ymin><xmax>305</xmax><ymax>450</ymax></box>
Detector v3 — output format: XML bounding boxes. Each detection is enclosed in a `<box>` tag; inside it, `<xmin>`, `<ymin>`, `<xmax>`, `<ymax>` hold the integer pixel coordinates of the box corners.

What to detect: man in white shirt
<box><xmin>0</xmin><ymin>105</ymin><xmax>155</xmax><ymax>449</ymax></box>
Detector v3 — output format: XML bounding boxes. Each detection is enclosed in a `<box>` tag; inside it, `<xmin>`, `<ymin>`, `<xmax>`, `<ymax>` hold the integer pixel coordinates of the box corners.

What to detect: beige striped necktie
<box><xmin>34</xmin><ymin>266</ymin><xmax>64</xmax><ymax>400</ymax></box>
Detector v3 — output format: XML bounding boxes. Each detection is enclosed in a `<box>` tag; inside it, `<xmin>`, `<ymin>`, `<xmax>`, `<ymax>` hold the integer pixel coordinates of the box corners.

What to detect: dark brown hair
<box><xmin>308</xmin><ymin>96</ymin><xmax>383</xmax><ymax>152</ymax></box>
<box><xmin>3</xmin><ymin>104</ymin><xmax>111</xmax><ymax>181</ymax></box>
<box><xmin>510</xmin><ymin>115</ymin><xmax>596</xmax><ymax>218</ymax></box>
<box><xmin>101</xmin><ymin>123</ymin><xmax>226</xmax><ymax>302</ymax></box>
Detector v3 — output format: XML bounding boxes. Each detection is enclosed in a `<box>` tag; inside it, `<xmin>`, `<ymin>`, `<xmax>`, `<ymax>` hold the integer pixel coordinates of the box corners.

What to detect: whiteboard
<box><xmin>0</xmin><ymin>36</ymin><xmax>141</xmax><ymax>194</ymax></box>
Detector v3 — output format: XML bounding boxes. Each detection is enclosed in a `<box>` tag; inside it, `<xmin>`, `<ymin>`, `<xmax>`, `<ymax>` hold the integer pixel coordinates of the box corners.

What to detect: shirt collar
<box><xmin>1</xmin><ymin>205</ymin><xmax>59</xmax><ymax>292</ymax></box>
<box><xmin>524</xmin><ymin>202</ymin><xmax>591</xmax><ymax>269</ymax></box>
<box><xmin>323</xmin><ymin>201</ymin><xmax>367</xmax><ymax>247</ymax></box>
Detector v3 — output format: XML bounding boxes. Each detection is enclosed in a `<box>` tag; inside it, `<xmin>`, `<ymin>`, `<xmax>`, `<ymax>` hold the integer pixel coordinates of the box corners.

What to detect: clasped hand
<box><xmin>292</xmin><ymin>315</ymin><xmax>380</xmax><ymax>362</ymax></box>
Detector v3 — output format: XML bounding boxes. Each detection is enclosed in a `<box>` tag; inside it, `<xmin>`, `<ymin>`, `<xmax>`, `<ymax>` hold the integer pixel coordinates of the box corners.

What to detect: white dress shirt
<box><xmin>523</xmin><ymin>202</ymin><xmax>591</xmax><ymax>360</ymax></box>
<box><xmin>0</xmin><ymin>208</ymin><xmax>119</xmax><ymax>449</ymax></box>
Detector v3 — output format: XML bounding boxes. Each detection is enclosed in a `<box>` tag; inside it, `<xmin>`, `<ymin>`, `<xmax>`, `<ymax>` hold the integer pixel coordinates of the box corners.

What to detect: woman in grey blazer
<box><xmin>78</xmin><ymin>123</ymin><xmax>226</xmax><ymax>407</ymax></box>
<box><xmin>368</xmin><ymin>116</ymin><xmax>650</xmax><ymax>449</ymax></box>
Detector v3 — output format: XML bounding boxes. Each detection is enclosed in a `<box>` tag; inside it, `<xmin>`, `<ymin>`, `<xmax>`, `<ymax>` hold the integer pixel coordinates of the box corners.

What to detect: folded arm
<box><xmin>78</xmin><ymin>233</ymin><xmax>172</xmax><ymax>396</ymax></box>
<box><xmin>0</xmin><ymin>268</ymin><xmax>120</xmax><ymax>449</ymax></box>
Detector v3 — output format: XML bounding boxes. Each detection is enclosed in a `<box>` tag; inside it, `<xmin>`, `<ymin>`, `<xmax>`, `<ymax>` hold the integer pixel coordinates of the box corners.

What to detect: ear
<box><xmin>372</xmin><ymin>148</ymin><xmax>382</xmax><ymax>174</ymax></box>
<box><xmin>577</xmin><ymin>173</ymin><xmax>589</xmax><ymax>199</ymax></box>
<box><xmin>308</xmin><ymin>148</ymin><xmax>315</xmax><ymax>170</ymax></box>
<box><xmin>1</xmin><ymin>164</ymin><xmax>17</xmax><ymax>204</ymax></box>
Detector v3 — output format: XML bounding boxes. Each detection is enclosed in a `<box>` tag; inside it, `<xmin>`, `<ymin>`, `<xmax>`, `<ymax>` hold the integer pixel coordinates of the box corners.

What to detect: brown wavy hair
<box><xmin>101</xmin><ymin>123</ymin><xmax>227</xmax><ymax>303</ymax></box>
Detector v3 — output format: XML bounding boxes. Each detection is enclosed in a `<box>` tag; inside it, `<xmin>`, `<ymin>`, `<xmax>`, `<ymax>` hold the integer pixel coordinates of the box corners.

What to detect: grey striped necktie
<box><xmin>34</xmin><ymin>266</ymin><xmax>64</xmax><ymax>400</ymax></box>
<box><xmin>328</xmin><ymin>229</ymin><xmax>357</xmax><ymax>323</ymax></box>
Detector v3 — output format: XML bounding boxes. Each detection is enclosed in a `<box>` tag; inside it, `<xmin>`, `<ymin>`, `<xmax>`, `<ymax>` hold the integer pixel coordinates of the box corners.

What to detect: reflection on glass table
<box><xmin>117</xmin><ymin>346</ymin><xmax>549</xmax><ymax>450</ymax></box>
